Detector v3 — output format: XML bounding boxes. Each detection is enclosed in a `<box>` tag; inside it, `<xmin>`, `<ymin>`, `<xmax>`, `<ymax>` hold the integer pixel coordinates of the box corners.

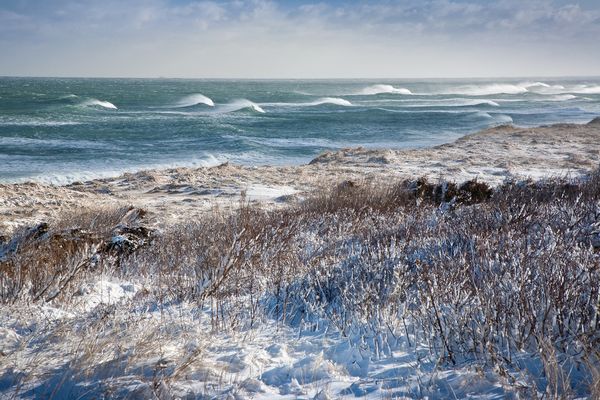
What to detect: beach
<box><xmin>2</xmin><ymin>118</ymin><xmax>599</xmax><ymax>235</ymax></box>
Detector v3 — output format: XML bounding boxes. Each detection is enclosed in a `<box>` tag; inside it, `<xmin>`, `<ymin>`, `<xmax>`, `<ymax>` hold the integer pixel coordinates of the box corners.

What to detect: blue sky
<box><xmin>1</xmin><ymin>0</ymin><xmax>599</xmax><ymax>78</ymax></box>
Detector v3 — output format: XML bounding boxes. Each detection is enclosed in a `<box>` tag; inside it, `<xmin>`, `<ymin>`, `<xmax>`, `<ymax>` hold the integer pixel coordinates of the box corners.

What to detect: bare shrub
<box><xmin>0</xmin><ymin>206</ymin><xmax>149</xmax><ymax>303</ymax></box>
<box><xmin>4</xmin><ymin>169</ymin><xmax>600</xmax><ymax>397</ymax></box>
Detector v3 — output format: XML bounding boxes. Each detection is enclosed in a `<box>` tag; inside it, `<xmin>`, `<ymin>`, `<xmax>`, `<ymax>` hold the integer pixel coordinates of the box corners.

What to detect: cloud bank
<box><xmin>1</xmin><ymin>0</ymin><xmax>599</xmax><ymax>78</ymax></box>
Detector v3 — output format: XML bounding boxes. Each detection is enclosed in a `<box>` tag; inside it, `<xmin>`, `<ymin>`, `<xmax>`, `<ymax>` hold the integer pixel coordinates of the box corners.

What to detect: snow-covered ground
<box><xmin>0</xmin><ymin>276</ymin><xmax>528</xmax><ymax>399</ymax></box>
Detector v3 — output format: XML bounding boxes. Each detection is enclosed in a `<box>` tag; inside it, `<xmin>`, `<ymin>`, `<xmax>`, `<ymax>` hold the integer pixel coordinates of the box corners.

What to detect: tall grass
<box><xmin>1</xmin><ymin>171</ymin><xmax>599</xmax><ymax>397</ymax></box>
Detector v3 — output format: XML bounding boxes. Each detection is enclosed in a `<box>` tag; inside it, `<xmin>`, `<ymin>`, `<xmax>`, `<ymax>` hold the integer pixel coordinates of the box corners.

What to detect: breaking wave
<box><xmin>173</xmin><ymin>93</ymin><xmax>215</xmax><ymax>108</ymax></box>
<box><xmin>441</xmin><ymin>84</ymin><xmax>529</xmax><ymax>96</ymax></box>
<box><xmin>307</xmin><ymin>97</ymin><xmax>352</xmax><ymax>107</ymax></box>
<box><xmin>59</xmin><ymin>94</ymin><xmax>79</xmax><ymax>100</ymax></box>
<box><xmin>408</xmin><ymin>99</ymin><xmax>500</xmax><ymax>107</ymax></box>
<box><xmin>549</xmin><ymin>94</ymin><xmax>578</xmax><ymax>101</ymax></box>
<box><xmin>571</xmin><ymin>85</ymin><xmax>600</xmax><ymax>94</ymax></box>
<box><xmin>219</xmin><ymin>99</ymin><xmax>265</xmax><ymax>114</ymax></box>
<box><xmin>431</xmin><ymin>82</ymin><xmax>596</xmax><ymax>96</ymax></box>
<box><xmin>493</xmin><ymin>114</ymin><xmax>514</xmax><ymax>123</ymax></box>
<box><xmin>262</xmin><ymin>97</ymin><xmax>353</xmax><ymax>107</ymax></box>
<box><xmin>474</xmin><ymin>111</ymin><xmax>493</xmax><ymax>119</ymax></box>
<box><xmin>79</xmin><ymin>99</ymin><xmax>118</xmax><ymax>110</ymax></box>
<box><xmin>521</xmin><ymin>81</ymin><xmax>552</xmax><ymax>89</ymax></box>
<box><xmin>357</xmin><ymin>84</ymin><xmax>412</xmax><ymax>95</ymax></box>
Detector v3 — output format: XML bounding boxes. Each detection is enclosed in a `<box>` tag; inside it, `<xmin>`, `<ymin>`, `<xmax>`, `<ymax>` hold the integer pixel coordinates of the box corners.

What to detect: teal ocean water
<box><xmin>1</xmin><ymin>77</ymin><xmax>599</xmax><ymax>184</ymax></box>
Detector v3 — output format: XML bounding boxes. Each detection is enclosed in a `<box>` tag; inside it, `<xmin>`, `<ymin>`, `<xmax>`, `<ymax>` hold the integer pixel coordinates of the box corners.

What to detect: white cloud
<box><xmin>0</xmin><ymin>0</ymin><xmax>599</xmax><ymax>77</ymax></box>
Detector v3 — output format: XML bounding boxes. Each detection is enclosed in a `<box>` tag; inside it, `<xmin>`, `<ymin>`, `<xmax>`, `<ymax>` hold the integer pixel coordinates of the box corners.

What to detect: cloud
<box><xmin>0</xmin><ymin>0</ymin><xmax>599</xmax><ymax>77</ymax></box>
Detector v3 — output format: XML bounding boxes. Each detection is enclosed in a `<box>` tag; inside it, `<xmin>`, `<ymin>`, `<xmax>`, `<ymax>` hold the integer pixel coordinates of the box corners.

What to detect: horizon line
<box><xmin>2</xmin><ymin>74</ymin><xmax>600</xmax><ymax>81</ymax></box>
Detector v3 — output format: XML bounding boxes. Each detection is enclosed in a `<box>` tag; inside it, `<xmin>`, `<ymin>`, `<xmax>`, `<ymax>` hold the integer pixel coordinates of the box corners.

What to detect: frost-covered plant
<box><xmin>2</xmin><ymin>172</ymin><xmax>599</xmax><ymax>397</ymax></box>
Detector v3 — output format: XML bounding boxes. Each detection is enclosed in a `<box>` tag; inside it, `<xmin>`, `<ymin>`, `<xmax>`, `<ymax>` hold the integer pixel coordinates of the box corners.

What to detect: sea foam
<box><xmin>407</xmin><ymin>99</ymin><xmax>500</xmax><ymax>107</ymax></box>
<box><xmin>442</xmin><ymin>84</ymin><xmax>529</xmax><ymax>96</ymax></box>
<box><xmin>174</xmin><ymin>93</ymin><xmax>215</xmax><ymax>108</ymax></box>
<box><xmin>80</xmin><ymin>99</ymin><xmax>118</xmax><ymax>110</ymax></box>
<box><xmin>307</xmin><ymin>97</ymin><xmax>353</xmax><ymax>106</ymax></box>
<box><xmin>357</xmin><ymin>84</ymin><xmax>412</xmax><ymax>95</ymax></box>
<box><xmin>549</xmin><ymin>94</ymin><xmax>578</xmax><ymax>101</ymax></box>
<box><xmin>261</xmin><ymin>97</ymin><xmax>352</xmax><ymax>107</ymax></box>
<box><xmin>572</xmin><ymin>85</ymin><xmax>600</xmax><ymax>94</ymax></box>
<box><xmin>219</xmin><ymin>99</ymin><xmax>266</xmax><ymax>114</ymax></box>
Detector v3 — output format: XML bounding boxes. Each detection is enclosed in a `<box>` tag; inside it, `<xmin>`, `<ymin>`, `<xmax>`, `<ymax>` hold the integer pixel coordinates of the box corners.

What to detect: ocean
<box><xmin>1</xmin><ymin>77</ymin><xmax>599</xmax><ymax>184</ymax></box>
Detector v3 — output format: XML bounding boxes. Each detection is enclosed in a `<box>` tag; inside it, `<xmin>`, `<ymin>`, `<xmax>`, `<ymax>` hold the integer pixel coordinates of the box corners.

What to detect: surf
<box><xmin>172</xmin><ymin>93</ymin><xmax>215</xmax><ymax>108</ymax></box>
<box><xmin>79</xmin><ymin>98</ymin><xmax>118</xmax><ymax>110</ymax></box>
<box><xmin>356</xmin><ymin>84</ymin><xmax>412</xmax><ymax>95</ymax></box>
<box><xmin>438</xmin><ymin>83</ymin><xmax>529</xmax><ymax>96</ymax></box>
<box><xmin>261</xmin><ymin>97</ymin><xmax>353</xmax><ymax>108</ymax></box>
<box><xmin>218</xmin><ymin>99</ymin><xmax>266</xmax><ymax>114</ymax></box>
<box><xmin>571</xmin><ymin>85</ymin><xmax>600</xmax><ymax>94</ymax></box>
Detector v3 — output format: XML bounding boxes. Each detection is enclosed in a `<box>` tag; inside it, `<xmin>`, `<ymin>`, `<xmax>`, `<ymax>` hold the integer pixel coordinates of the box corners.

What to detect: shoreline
<box><xmin>1</xmin><ymin>118</ymin><xmax>600</xmax><ymax>234</ymax></box>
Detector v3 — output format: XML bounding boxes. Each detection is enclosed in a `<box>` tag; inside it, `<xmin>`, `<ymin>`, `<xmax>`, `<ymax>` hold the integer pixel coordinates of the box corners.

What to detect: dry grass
<box><xmin>2</xmin><ymin>171</ymin><xmax>599</xmax><ymax>397</ymax></box>
<box><xmin>0</xmin><ymin>206</ymin><xmax>148</xmax><ymax>303</ymax></box>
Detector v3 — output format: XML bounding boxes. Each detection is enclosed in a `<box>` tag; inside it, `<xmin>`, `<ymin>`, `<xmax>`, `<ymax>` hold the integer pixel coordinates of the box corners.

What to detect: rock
<box><xmin>309</xmin><ymin>151</ymin><xmax>333</xmax><ymax>164</ymax></box>
<box><xmin>587</xmin><ymin>117</ymin><xmax>600</xmax><ymax>126</ymax></box>
<box><xmin>337</xmin><ymin>180</ymin><xmax>357</xmax><ymax>190</ymax></box>
<box><xmin>313</xmin><ymin>390</ymin><xmax>332</xmax><ymax>400</ymax></box>
<box><xmin>591</xmin><ymin>232</ymin><xmax>600</xmax><ymax>250</ymax></box>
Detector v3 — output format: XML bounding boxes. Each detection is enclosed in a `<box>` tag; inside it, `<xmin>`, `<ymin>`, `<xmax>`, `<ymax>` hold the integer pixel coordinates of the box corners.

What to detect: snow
<box><xmin>0</xmin><ymin>277</ymin><xmax>527</xmax><ymax>399</ymax></box>
<box><xmin>245</xmin><ymin>184</ymin><xmax>299</xmax><ymax>202</ymax></box>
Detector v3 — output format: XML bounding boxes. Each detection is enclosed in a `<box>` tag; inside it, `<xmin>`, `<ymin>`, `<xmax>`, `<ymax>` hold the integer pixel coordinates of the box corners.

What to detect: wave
<box><xmin>452</xmin><ymin>99</ymin><xmax>499</xmax><ymax>107</ymax></box>
<box><xmin>422</xmin><ymin>82</ymin><xmax>596</xmax><ymax>96</ymax></box>
<box><xmin>548</xmin><ymin>94</ymin><xmax>578</xmax><ymax>101</ymax></box>
<box><xmin>473</xmin><ymin>112</ymin><xmax>513</xmax><ymax>124</ymax></box>
<box><xmin>409</xmin><ymin>99</ymin><xmax>500</xmax><ymax>107</ymax></box>
<box><xmin>357</xmin><ymin>84</ymin><xmax>412</xmax><ymax>95</ymax></box>
<box><xmin>571</xmin><ymin>85</ymin><xmax>600</xmax><ymax>94</ymax></box>
<box><xmin>307</xmin><ymin>97</ymin><xmax>353</xmax><ymax>107</ymax></box>
<box><xmin>261</xmin><ymin>97</ymin><xmax>353</xmax><ymax>108</ymax></box>
<box><xmin>373</xmin><ymin>108</ymin><xmax>498</xmax><ymax>116</ymax></box>
<box><xmin>80</xmin><ymin>99</ymin><xmax>118</xmax><ymax>110</ymax></box>
<box><xmin>173</xmin><ymin>93</ymin><xmax>215</xmax><ymax>108</ymax></box>
<box><xmin>54</xmin><ymin>95</ymin><xmax>117</xmax><ymax>109</ymax></box>
<box><xmin>59</xmin><ymin>94</ymin><xmax>79</xmax><ymax>100</ymax></box>
<box><xmin>219</xmin><ymin>99</ymin><xmax>265</xmax><ymax>114</ymax></box>
<box><xmin>0</xmin><ymin>120</ymin><xmax>82</xmax><ymax>127</ymax></box>
<box><xmin>521</xmin><ymin>81</ymin><xmax>553</xmax><ymax>89</ymax></box>
<box><xmin>492</xmin><ymin>114</ymin><xmax>514</xmax><ymax>124</ymax></box>
<box><xmin>440</xmin><ymin>84</ymin><xmax>529</xmax><ymax>96</ymax></box>
<box><xmin>231</xmin><ymin>135</ymin><xmax>336</xmax><ymax>149</ymax></box>
<box><xmin>0</xmin><ymin>137</ymin><xmax>117</xmax><ymax>151</ymax></box>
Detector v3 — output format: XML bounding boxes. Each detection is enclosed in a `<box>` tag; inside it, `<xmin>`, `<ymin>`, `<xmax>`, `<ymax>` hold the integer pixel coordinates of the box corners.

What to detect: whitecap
<box><xmin>439</xmin><ymin>84</ymin><xmax>529</xmax><ymax>96</ymax></box>
<box><xmin>218</xmin><ymin>99</ymin><xmax>265</xmax><ymax>114</ymax></box>
<box><xmin>571</xmin><ymin>85</ymin><xmax>600</xmax><ymax>94</ymax></box>
<box><xmin>59</xmin><ymin>94</ymin><xmax>79</xmax><ymax>100</ymax></box>
<box><xmin>356</xmin><ymin>84</ymin><xmax>412</xmax><ymax>95</ymax></box>
<box><xmin>173</xmin><ymin>93</ymin><xmax>215</xmax><ymax>108</ymax></box>
<box><xmin>307</xmin><ymin>97</ymin><xmax>353</xmax><ymax>106</ymax></box>
<box><xmin>548</xmin><ymin>94</ymin><xmax>578</xmax><ymax>101</ymax></box>
<box><xmin>261</xmin><ymin>97</ymin><xmax>352</xmax><ymax>107</ymax></box>
<box><xmin>80</xmin><ymin>99</ymin><xmax>118</xmax><ymax>110</ymax></box>
<box><xmin>521</xmin><ymin>81</ymin><xmax>551</xmax><ymax>88</ymax></box>
<box><xmin>404</xmin><ymin>99</ymin><xmax>500</xmax><ymax>107</ymax></box>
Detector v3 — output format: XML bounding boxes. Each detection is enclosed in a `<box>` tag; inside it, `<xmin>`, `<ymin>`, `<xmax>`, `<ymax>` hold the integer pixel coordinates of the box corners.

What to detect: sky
<box><xmin>0</xmin><ymin>0</ymin><xmax>599</xmax><ymax>78</ymax></box>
